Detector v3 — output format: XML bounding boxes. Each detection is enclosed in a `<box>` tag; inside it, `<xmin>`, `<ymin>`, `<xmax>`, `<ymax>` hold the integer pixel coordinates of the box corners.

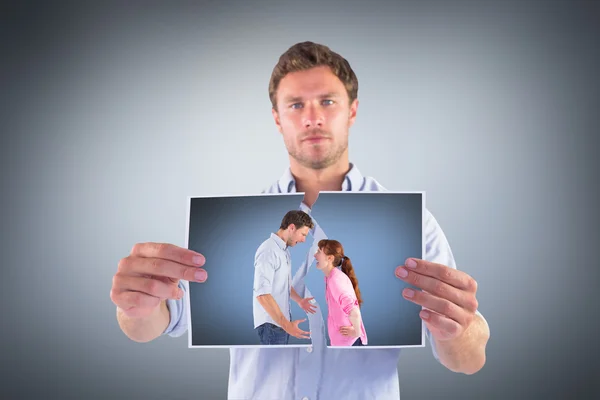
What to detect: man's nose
<box><xmin>303</xmin><ymin>105</ymin><xmax>324</xmax><ymax>129</ymax></box>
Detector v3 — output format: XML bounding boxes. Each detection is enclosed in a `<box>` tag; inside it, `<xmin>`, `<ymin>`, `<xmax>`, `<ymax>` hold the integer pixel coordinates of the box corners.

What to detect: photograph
<box><xmin>185</xmin><ymin>191</ymin><xmax>425</xmax><ymax>349</ymax></box>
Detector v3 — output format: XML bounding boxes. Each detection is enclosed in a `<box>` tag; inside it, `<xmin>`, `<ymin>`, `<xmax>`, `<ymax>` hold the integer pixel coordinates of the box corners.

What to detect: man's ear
<box><xmin>272</xmin><ymin>108</ymin><xmax>283</xmax><ymax>134</ymax></box>
<box><xmin>348</xmin><ymin>98</ymin><xmax>359</xmax><ymax>127</ymax></box>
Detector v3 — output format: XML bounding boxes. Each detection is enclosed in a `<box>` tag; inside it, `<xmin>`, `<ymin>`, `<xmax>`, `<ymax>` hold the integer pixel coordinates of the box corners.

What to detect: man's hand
<box><xmin>339</xmin><ymin>325</ymin><xmax>358</xmax><ymax>338</ymax></box>
<box><xmin>111</xmin><ymin>242</ymin><xmax>208</xmax><ymax>319</ymax></box>
<box><xmin>283</xmin><ymin>319</ymin><xmax>311</xmax><ymax>340</ymax></box>
<box><xmin>297</xmin><ymin>297</ymin><xmax>317</xmax><ymax>314</ymax></box>
<box><xmin>395</xmin><ymin>258</ymin><xmax>479</xmax><ymax>342</ymax></box>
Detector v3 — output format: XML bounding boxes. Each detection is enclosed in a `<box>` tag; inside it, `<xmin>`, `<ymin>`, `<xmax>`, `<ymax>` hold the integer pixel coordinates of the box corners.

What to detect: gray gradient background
<box><xmin>187</xmin><ymin>192</ymin><xmax>423</xmax><ymax>347</ymax></box>
<box><xmin>1</xmin><ymin>0</ymin><xmax>598</xmax><ymax>399</ymax></box>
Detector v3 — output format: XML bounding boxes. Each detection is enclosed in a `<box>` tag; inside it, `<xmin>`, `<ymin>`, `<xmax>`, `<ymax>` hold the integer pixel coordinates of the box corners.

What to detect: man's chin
<box><xmin>304</xmin><ymin>159</ymin><xmax>334</xmax><ymax>170</ymax></box>
<box><xmin>290</xmin><ymin>153</ymin><xmax>333</xmax><ymax>170</ymax></box>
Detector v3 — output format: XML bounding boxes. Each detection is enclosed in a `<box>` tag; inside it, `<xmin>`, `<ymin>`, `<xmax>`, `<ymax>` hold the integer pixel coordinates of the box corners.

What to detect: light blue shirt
<box><xmin>165</xmin><ymin>163</ymin><xmax>467</xmax><ymax>399</ymax></box>
<box><xmin>253</xmin><ymin>233</ymin><xmax>293</xmax><ymax>329</ymax></box>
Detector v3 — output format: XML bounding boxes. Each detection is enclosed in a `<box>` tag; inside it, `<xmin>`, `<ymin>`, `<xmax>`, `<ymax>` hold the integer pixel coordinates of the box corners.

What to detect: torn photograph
<box><xmin>185</xmin><ymin>191</ymin><xmax>425</xmax><ymax>349</ymax></box>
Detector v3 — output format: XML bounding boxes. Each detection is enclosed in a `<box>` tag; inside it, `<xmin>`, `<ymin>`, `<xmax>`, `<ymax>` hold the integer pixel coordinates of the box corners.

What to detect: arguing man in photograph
<box><xmin>253</xmin><ymin>210</ymin><xmax>319</xmax><ymax>345</ymax></box>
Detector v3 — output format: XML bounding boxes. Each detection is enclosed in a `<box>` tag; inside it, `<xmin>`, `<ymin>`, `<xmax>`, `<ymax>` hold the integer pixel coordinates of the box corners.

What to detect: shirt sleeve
<box><xmin>423</xmin><ymin>207</ymin><xmax>484</xmax><ymax>362</ymax></box>
<box><xmin>330</xmin><ymin>276</ymin><xmax>359</xmax><ymax>315</ymax></box>
<box><xmin>163</xmin><ymin>280</ymin><xmax>188</xmax><ymax>337</ymax></box>
<box><xmin>253</xmin><ymin>248</ymin><xmax>279</xmax><ymax>297</ymax></box>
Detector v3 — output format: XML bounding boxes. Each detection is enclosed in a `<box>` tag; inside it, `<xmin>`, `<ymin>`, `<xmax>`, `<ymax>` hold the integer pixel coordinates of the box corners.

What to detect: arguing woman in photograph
<box><xmin>315</xmin><ymin>239</ymin><xmax>368</xmax><ymax>347</ymax></box>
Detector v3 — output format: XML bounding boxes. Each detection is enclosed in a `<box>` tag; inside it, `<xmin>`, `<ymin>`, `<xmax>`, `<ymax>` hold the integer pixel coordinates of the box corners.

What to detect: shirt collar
<box><xmin>270</xmin><ymin>232</ymin><xmax>287</xmax><ymax>250</ymax></box>
<box><xmin>277</xmin><ymin>162</ymin><xmax>364</xmax><ymax>193</ymax></box>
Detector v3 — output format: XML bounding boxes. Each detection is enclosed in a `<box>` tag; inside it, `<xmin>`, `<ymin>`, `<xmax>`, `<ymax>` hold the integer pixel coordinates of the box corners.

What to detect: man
<box><xmin>253</xmin><ymin>210</ymin><xmax>317</xmax><ymax>345</ymax></box>
<box><xmin>111</xmin><ymin>41</ymin><xmax>490</xmax><ymax>399</ymax></box>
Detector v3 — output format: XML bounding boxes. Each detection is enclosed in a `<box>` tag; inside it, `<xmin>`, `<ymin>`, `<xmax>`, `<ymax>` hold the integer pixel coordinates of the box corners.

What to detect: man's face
<box><xmin>287</xmin><ymin>225</ymin><xmax>310</xmax><ymax>246</ymax></box>
<box><xmin>272</xmin><ymin>65</ymin><xmax>358</xmax><ymax>170</ymax></box>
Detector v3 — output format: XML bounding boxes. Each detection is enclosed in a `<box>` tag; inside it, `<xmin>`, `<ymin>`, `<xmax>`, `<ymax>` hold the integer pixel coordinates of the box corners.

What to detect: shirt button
<box><xmin>301</xmin><ymin>397</ymin><xmax>309</xmax><ymax>400</ymax></box>
<box><xmin>306</xmin><ymin>346</ymin><xmax>313</xmax><ymax>353</ymax></box>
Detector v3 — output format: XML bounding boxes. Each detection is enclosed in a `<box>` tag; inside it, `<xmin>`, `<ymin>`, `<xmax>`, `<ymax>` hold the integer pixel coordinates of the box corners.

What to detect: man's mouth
<box><xmin>302</xmin><ymin>130</ymin><xmax>329</xmax><ymax>142</ymax></box>
<box><xmin>303</xmin><ymin>136</ymin><xmax>327</xmax><ymax>144</ymax></box>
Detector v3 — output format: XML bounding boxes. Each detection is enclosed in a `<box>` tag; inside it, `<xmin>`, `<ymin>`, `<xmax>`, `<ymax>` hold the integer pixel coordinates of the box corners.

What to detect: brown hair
<box><xmin>268</xmin><ymin>41</ymin><xmax>359</xmax><ymax>110</ymax></box>
<box><xmin>318</xmin><ymin>239</ymin><xmax>363</xmax><ymax>306</ymax></box>
<box><xmin>279</xmin><ymin>210</ymin><xmax>314</xmax><ymax>230</ymax></box>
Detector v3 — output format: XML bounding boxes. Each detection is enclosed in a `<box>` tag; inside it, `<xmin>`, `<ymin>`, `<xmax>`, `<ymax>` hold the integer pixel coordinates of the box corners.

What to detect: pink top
<box><xmin>325</xmin><ymin>267</ymin><xmax>367</xmax><ymax>346</ymax></box>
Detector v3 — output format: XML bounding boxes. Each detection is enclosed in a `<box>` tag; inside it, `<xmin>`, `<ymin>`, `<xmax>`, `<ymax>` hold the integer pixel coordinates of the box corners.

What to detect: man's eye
<box><xmin>322</xmin><ymin>100</ymin><xmax>334</xmax><ymax>105</ymax></box>
<box><xmin>291</xmin><ymin>103</ymin><xmax>303</xmax><ymax>109</ymax></box>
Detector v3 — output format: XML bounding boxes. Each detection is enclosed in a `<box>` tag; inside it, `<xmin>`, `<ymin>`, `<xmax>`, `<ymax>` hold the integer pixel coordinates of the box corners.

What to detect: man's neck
<box><xmin>276</xmin><ymin>230</ymin><xmax>287</xmax><ymax>245</ymax></box>
<box><xmin>290</xmin><ymin>157</ymin><xmax>351</xmax><ymax>207</ymax></box>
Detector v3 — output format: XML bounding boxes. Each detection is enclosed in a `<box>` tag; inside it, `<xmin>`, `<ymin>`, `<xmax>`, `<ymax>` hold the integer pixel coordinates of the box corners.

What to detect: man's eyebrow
<box><xmin>283</xmin><ymin>96</ymin><xmax>303</xmax><ymax>104</ymax></box>
<box><xmin>319</xmin><ymin>92</ymin><xmax>341</xmax><ymax>99</ymax></box>
<box><xmin>282</xmin><ymin>93</ymin><xmax>341</xmax><ymax>103</ymax></box>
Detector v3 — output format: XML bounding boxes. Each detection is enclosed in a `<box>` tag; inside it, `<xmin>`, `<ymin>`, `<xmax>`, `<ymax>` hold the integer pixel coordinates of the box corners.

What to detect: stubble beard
<box><xmin>287</xmin><ymin>135</ymin><xmax>349</xmax><ymax>170</ymax></box>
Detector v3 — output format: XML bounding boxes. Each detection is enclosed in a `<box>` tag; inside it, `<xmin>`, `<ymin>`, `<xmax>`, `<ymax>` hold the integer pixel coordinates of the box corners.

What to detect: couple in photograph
<box><xmin>253</xmin><ymin>209</ymin><xmax>368</xmax><ymax>347</ymax></box>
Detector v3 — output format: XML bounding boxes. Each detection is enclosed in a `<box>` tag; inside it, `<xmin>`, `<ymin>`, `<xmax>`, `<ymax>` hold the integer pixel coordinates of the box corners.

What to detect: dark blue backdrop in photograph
<box><xmin>187</xmin><ymin>191</ymin><xmax>424</xmax><ymax>348</ymax></box>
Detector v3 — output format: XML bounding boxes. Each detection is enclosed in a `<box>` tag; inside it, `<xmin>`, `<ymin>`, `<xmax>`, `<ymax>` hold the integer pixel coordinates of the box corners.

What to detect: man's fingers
<box><xmin>114</xmin><ymin>274</ymin><xmax>183</xmax><ymax>300</ymax></box>
<box><xmin>402</xmin><ymin>288</ymin><xmax>472</xmax><ymax>326</ymax></box>
<box><xmin>111</xmin><ymin>242</ymin><xmax>204</xmax><ymax>318</ymax></box>
<box><xmin>395</xmin><ymin>267</ymin><xmax>478</xmax><ymax>312</ymax></box>
<box><xmin>290</xmin><ymin>319</ymin><xmax>310</xmax><ymax>338</ymax></box>
<box><xmin>118</xmin><ymin>256</ymin><xmax>208</xmax><ymax>283</ymax></box>
<box><xmin>112</xmin><ymin>290</ymin><xmax>162</xmax><ymax>311</ymax></box>
<box><xmin>399</xmin><ymin>258</ymin><xmax>477</xmax><ymax>292</ymax></box>
<box><xmin>295</xmin><ymin>334</ymin><xmax>310</xmax><ymax>339</ymax></box>
<box><xmin>290</xmin><ymin>326</ymin><xmax>310</xmax><ymax>339</ymax></box>
<box><xmin>305</xmin><ymin>304</ymin><xmax>317</xmax><ymax>313</ymax></box>
<box><xmin>294</xmin><ymin>331</ymin><xmax>311</xmax><ymax>339</ymax></box>
<box><xmin>420</xmin><ymin>309</ymin><xmax>461</xmax><ymax>340</ymax></box>
<box><xmin>130</xmin><ymin>242</ymin><xmax>206</xmax><ymax>267</ymax></box>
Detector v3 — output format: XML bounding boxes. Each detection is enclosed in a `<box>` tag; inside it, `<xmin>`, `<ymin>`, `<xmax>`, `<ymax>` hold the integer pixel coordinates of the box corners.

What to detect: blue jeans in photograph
<box><xmin>352</xmin><ymin>337</ymin><xmax>364</xmax><ymax>346</ymax></box>
<box><xmin>256</xmin><ymin>322</ymin><xmax>290</xmax><ymax>345</ymax></box>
